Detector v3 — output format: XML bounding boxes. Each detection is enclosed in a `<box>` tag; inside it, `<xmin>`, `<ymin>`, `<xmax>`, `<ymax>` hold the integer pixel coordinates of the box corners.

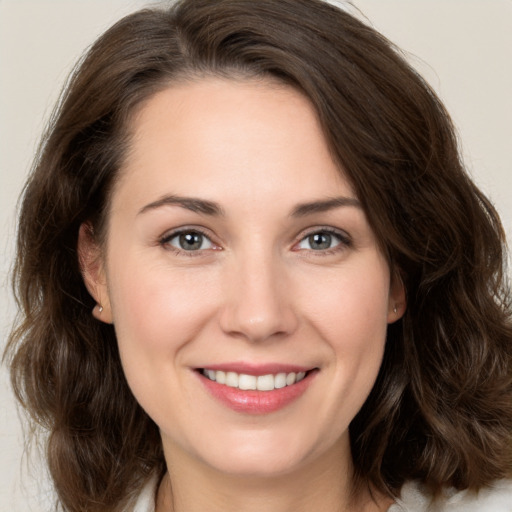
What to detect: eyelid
<box><xmin>292</xmin><ymin>226</ymin><xmax>352</xmax><ymax>252</ymax></box>
<box><xmin>157</xmin><ymin>225</ymin><xmax>351</xmax><ymax>255</ymax></box>
<box><xmin>159</xmin><ymin>226</ymin><xmax>221</xmax><ymax>253</ymax></box>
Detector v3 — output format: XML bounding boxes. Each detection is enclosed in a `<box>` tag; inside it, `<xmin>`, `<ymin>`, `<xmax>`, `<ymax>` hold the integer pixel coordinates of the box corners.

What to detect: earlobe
<box><xmin>77</xmin><ymin>222</ymin><xmax>113</xmax><ymax>323</ymax></box>
<box><xmin>387</xmin><ymin>270</ymin><xmax>406</xmax><ymax>324</ymax></box>
<box><xmin>92</xmin><ymin>303</ymin><xmax>109</xmax><ymax>322</ymax></box>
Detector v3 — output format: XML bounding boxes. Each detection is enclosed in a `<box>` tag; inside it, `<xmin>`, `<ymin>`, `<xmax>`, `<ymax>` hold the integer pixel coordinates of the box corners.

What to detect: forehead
<box><xmin>114</xmin><ymin>77</ymin><xmax>354</xmax><ymax>212</ymax></box>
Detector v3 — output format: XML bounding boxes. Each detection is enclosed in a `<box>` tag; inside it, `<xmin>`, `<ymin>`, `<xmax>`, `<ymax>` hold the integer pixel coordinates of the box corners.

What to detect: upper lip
<box><xmin>196</xmin><ymin>362</ymin><xmax>315</xmax><ymax>376</ymax></box>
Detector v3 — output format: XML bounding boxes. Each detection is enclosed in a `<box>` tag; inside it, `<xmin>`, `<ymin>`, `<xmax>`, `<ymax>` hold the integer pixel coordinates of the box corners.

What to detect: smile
<box><xmin>196</xmin><ymin>366</ymin><xmax>317</xmax><ymax>414</ymax></box>
<box><xmin>200</xmin><ymin>369</ymin><xmax>307</xmax><ymax>391</ymax></box>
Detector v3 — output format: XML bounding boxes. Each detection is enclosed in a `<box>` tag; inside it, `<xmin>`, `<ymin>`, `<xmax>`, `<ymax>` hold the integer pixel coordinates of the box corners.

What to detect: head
<box><xmin>7</xmin><ymin>0</ymin><xmax>512</xmax><ymax>511</ymax></box>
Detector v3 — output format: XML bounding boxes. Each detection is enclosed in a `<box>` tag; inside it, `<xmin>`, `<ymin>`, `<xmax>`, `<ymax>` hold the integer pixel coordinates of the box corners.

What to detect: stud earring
<box><xmin>393</xmin><ymin>305</ymin><xmax>398</xmax><ymax>314</ymax></box>
<box><xmin>98</xmin><ymin>305</ymin><xmax>103</xmax><ymax>313</ymax></box>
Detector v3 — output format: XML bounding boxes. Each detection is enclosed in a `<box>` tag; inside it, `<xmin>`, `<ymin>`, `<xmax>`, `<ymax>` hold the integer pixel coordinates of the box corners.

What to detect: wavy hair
<box><xmin>5</xmin><ymin>0</ymin><xmax>512</xmax><ymax>510</ymax></box>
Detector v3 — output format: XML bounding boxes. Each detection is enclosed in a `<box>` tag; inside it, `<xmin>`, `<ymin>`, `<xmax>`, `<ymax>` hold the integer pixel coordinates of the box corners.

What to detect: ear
<box><xmin>77</xmin><ymin>222</ymin><xmax>113</xmax><ymax>323</ymax></box>
<box><xmin>387</xmin><ymin>270</ymin><xmax>406</xmax><ymax>324</ymax></box>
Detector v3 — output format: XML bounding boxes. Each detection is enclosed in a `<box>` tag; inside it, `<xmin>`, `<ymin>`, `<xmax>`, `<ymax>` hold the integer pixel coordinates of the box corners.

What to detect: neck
<box><xmin>156</xmin><ymin>439</ymin><xmax>392</xmax><ymax>512</ymax></box>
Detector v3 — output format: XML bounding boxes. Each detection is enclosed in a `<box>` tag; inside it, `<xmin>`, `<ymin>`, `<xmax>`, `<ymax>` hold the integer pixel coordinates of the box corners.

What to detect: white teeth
<box><xmin>225</xmin><ymin>371</ymin><xmax>239</xmax><ymax>388</ymax></box>
<box><xmin>238</xmin><ymin>374</ymin><xmax>257</xmax><ymax>390</ymax></box>
<box><xmin>274</xmin><ymin>373</ymin><xmax>287</xmax><ymax>389</ymax></box>
<box><xmin>286</xmin><ymin>372</ymin><xmax>296</xmax><ymax>386</ymax></box>
<box><xmin>256</xmin><ymin>374</ymin><xmax>275</xmax><ymax>391</ymax></box>
<box><xmin>202</xmin><ymin>369</ymin><xmax>309</xmax><ymax>391</ymax></box>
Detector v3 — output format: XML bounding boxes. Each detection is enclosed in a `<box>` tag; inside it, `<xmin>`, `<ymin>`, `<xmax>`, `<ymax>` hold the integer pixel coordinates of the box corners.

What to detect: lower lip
<box><xmin>198</xmin><ymin>371</ymin><xmax>317</xmax><ymax>414</ymax></box>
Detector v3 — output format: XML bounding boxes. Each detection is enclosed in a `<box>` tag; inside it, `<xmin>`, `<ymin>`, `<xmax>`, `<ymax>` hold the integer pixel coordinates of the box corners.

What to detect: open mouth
<box><xmin>198</xmin><ymin>368</ymin><xmax>313</xmax><ymax>391</ymax></box>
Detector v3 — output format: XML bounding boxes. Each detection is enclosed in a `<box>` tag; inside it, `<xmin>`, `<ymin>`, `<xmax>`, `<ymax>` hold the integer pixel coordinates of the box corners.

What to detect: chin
<box><xmin>188</xmin><ymin>427</ymin><xmax>330</xmax><ymax>479</ymax></box>
<box><xmin>207</xmin><ymin>450</ymin><xmax>308</xmax><ymax>479</ymax></box>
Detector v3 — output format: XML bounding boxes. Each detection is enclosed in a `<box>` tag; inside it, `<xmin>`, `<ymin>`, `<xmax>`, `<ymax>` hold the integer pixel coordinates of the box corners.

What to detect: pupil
<box><xmin>179</xmin><ymin>232</ymin><xmax>202</xmax><ymax>250</ymax></box>
<box><xmin>309</xmin><ymin>233</ymin><xmax>331</xmax><ymax>250</ymax></box>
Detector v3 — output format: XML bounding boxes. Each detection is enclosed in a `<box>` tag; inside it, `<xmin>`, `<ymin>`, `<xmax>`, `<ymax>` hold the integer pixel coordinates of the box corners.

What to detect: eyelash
<box><xmin>158</xmin><ymin>226</ymin><xmax>352</xmax><ymax>256</ymax></box>
<box><xmin>159</xmin><ymin>227</ymin><xmax>217</xmax><ymax>257</ymax></box>
<box><xmin>293</xmin><ymin>227</ymin><xmax>352</xmax><ymax>256</ymax></box>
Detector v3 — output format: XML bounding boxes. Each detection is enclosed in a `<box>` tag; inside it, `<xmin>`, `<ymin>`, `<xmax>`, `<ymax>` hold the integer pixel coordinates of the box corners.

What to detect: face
<box><xmin>81</xmin><ymin>78</ymin><xmax>404</xmax><ymax>478</ymax></box>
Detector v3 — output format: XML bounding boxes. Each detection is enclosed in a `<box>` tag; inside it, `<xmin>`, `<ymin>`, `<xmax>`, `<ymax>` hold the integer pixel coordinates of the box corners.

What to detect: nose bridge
<box><xmin>220</xmin><ymin>243</ymin><xmax>297</xmax><ymax>342</ymax></box>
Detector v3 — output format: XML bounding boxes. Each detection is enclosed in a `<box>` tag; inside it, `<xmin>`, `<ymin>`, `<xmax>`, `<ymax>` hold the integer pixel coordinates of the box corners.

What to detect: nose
<box><xmin>219</xmin><ymin>252</ymin><xmax>298</xmax><ymax>343</ymax></box>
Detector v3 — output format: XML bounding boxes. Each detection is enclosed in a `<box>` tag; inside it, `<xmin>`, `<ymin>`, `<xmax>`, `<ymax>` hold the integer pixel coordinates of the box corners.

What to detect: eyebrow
<box><xmin>138</xmin><ymin>194</ymin><xmax>361</xmax><ymax>217</ymax></box>
<box><xmin>291</xmin><ymin>196</ymin><xmax>362</xmax><ymax>217</ymax></box>
<box><xmin>138</xmin><ymin>195</ymin><xmax>225</xmax><ymax>216</ymax></box>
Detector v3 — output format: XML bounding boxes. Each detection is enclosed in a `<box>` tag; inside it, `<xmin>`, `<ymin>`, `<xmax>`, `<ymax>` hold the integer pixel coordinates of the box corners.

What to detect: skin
<box><xmin>80</xmin><ymin>77</ymin><xmax>405</xmax><ymax>511</ymax></box>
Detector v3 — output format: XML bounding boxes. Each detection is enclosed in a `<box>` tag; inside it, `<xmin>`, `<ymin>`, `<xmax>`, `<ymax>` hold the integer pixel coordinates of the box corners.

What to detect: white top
<box><xmin>132</xmin><ymin>477</ymin><xmax>512</xmax><ymax>512</ymax></box>
<box><xmin>132</xmin><ymin>476</ymin><xmax>158</xmax><ymax>512</ymax></box>
<box><xmin>389</xmin><ymin>480</ymin><xmax>512</xmax><ymax>512</ymax></box>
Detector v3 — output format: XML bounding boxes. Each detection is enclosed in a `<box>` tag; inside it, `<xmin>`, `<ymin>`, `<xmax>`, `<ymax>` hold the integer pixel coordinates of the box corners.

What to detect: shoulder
<box><xmin>127</xmin><ymin>477</ymin><xmax>512</xmax><ymax>512</ymax></box>
<box><xmin>389</xmin><ymin>480</ymin><xmax>512</xmax><ymax>512</ymax></box>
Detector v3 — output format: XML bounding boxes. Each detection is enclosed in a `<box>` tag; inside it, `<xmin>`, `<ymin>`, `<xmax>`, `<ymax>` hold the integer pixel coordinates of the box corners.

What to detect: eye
<box><xmin>296</xmin><ymin>229</ymin><xmax>349</xmax><ymax>252</ymax></box>
<box><xmin>163</xmin><ymin>230</ymin><xmax>215</xmax><ymax>251</ymax></box>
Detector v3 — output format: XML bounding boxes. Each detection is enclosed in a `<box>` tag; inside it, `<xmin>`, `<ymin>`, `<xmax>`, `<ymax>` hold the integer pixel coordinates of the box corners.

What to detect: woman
<box><xmin>5</xmin><ymin>0</ymin><xmax>512</xmax><ymax>511</ymax></box>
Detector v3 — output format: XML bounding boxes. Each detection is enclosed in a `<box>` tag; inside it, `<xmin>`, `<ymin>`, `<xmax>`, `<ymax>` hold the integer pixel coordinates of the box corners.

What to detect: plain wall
<box><xmin>1</xmin><ymin>1</ymin><xmax>511</xmax><ymax>510</ymax></box>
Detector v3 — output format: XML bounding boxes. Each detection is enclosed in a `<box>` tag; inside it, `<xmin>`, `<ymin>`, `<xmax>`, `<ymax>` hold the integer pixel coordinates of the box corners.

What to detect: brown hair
<box><xmin>5</xmin><ymin>0</ymin><xmax>512</xmax><ymax>510</ymax></box>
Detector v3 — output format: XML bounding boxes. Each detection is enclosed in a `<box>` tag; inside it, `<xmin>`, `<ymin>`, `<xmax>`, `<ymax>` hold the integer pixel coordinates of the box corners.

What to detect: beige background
<box><xmin>1</xmin><ymin>1</ymin><xmax>511</xmax><ymax>510</ymax></box>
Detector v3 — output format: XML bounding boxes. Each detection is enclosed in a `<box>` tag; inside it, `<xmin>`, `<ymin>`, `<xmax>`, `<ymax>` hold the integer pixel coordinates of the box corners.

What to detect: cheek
<box><xmin>105</xmin><ymin>256</ymin><xmax>220</xmax><ymax>391</ymax></box>
<box><xmin>105</xmin><ymin>261</ymin><xmax>224</xmax><ymax>435</ymax></box>
<box><xmin>110</xmin><ymin>258</ymin><xmax>214</xmax><ymax>336</ymax></box>
<box><xmin>299</xmin><ymin>258</ymin><xmax>390</xmax><ymax>416</ymax></box>
<box><xmin>302</xmin><ymin>258</ymin><xmax>390</xmax><ymax>348</ymax></box>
